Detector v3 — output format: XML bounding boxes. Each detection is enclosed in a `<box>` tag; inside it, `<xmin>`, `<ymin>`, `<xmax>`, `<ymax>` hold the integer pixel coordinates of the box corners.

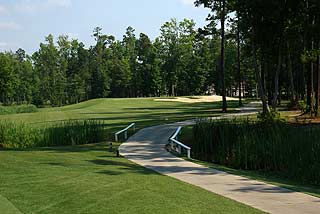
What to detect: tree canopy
<box><xmin>1</xmin><ymin>0</ymin><xmax>319</xmax><ymax>116</ymax></box>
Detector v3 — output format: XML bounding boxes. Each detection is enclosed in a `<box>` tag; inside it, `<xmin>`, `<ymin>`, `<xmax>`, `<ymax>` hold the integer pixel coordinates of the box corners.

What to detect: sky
<box><xmin>0</xmin><ymin>0</ymin><xmax>210</xmax><ymax>54</ymax></box>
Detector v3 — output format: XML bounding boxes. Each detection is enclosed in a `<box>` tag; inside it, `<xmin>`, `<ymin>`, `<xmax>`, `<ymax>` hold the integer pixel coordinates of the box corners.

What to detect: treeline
<box><xmin>0</xmin><ymin>19</ymin><xmax>252</xmax><ymax>107</ymax></box>
<box><xmin>2</xmin><ymin>0</ymin><xmax>319</xmax><ymax>112</ymax></box>
<box><xmin>195</xmin><ymin>0</ymin><xmax>320</xmax><ymax>114</ymax></box>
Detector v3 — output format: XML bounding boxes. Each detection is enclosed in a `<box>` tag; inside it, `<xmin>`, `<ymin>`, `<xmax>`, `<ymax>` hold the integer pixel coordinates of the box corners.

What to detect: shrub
<box><xmin>257</xmin><ymin>110</ymin><xmax>283</xmax><ymax>124</ymax></box>
<box><xmin>0</xmin><ymin>106</ymin><xmax>10</xmax><ymax>115</ymax></box>
<box><xmin>297</xmin><ymin>101</ymin><xmax>308</xmax><ymax>113</ymax></box>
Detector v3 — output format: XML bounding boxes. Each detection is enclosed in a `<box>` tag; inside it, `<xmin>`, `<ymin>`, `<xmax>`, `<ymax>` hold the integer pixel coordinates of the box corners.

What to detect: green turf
<box><xmin>0</xmin><ymin>143</ymin><xmax>262</xmax><ymax>214</ymax></box>
<box><xmin>180</xmin><ymin>126</ymin><xmax>320</xmax><ymax>198</ymax></box>
<box><xmin>0</xmin><ymin>98</ymin><xmax>263</xmax><ymax>213</ymax></box>
<box><xmin>0</xmin><ymin>98</ymin><xmax>240</xmax><ymax>137</ymax></box>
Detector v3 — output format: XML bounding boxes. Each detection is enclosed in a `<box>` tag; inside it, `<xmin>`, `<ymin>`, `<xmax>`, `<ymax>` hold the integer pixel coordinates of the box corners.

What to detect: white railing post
<box><xmin>115</xmin><ymin>123</ymin><xmax>135</xmax><ymax>142</ymax></box>
<box><xmin>169</xmin><ymin>127</ymin><xmax>191</xmax><ymax>159</ymax></box>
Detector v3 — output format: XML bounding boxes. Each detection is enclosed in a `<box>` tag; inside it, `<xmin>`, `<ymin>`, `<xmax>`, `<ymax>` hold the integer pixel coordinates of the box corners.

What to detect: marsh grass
<box><xmin>0</xmin><ymin>104</ymin><xmax>38</xmax><ymax>115</ymax></box>
<box><xmin>192</xmin><ymin>119</ymin><xmax>320</xmax><ymax>185</ymax></box>
<box><xmin>0</xmin><ymin>120</ymin><xmax>105</xmax><ymax>149</ymax></box>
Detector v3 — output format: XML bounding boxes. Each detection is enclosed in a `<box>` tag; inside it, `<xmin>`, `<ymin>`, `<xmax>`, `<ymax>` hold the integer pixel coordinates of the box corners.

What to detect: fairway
<box><xmin>0</xmin><ymin>143</ymin><xmax>262</xmax><ymax>214</ymax></box>
<box><xmin>0</xmin><ymin>98</ymin><xmax>240</xmax><ymax>135</ymax></box>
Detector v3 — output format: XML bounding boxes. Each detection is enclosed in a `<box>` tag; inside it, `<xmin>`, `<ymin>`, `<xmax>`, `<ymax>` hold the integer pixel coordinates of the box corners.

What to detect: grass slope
<box><xmin>0</xmin><ymin>98</ymin><xmax>240</xmax><ymax>134</ymax></box>
<box><xmin>0</xmin><ymin>143</ymin><xmax>262</xmax><ymax>214</ymax></box>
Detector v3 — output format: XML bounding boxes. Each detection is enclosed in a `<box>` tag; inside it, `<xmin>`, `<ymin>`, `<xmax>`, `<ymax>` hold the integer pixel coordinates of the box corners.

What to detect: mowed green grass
<box><xmin>0</xmin><ymin>98</ymin><xmax>263</xmax><ymax>213</ymax></box>
<box><xmin>0</xmin><ymin>143</ymin><xmax>262</xmax><ymax>214</ymax></box>
<box><xmin>0</xmin><ymin>98</ymin><xmax>240</xmax><ymax>134</ymax></box>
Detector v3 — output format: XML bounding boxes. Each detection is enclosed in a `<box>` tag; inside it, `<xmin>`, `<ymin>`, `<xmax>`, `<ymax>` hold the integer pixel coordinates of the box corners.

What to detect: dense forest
<box><xmin>194</xmin><ymin>0</ymin><xmax>320</xmax><ymax>114</ymax></box>
<box><xmin>0</xmin><ymin>0</ymin><xmax>319</xmax><ymax>117</ymax></box>
<box><xmin>0</xmin><ymin>19</ymin><xmax>249</xmax><ymax>107</ymax></box>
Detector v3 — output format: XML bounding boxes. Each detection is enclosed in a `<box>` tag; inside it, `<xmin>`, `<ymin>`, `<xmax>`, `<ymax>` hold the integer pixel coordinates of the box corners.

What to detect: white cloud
<box><xmin>0</xmin><ymin>22</ymin><xmax>20</xmax><ymax>30</ymax></box>
<box><xmin>179</xmin><ymin>0</ymin><xmax>195</xmax><ymax>6</ymax></box>
<box><xmin>15</xmin><ymin>0</ymin><xmax>72</xmax><ymax>13</ymax></box>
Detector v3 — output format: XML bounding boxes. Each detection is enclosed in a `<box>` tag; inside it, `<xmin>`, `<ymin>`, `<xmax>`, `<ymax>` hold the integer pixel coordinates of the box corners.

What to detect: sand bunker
<box><xmin>154</xmin><ymin>95</ymin><xmax>238</xmax><ymax>103</ymax></box>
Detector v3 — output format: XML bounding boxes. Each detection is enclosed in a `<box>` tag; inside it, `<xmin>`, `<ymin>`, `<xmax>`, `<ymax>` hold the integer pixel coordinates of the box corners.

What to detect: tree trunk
<box><xmin>252</xmin><ymin>33</ymin><xmax>269</xmax><ymax>115</ymax></box>
<box><xmin>261</xmin><ymin>61</ymin><xmax>266</xmax><ymax>98</ymax></box>
<box><xmin>221</xmin><ymin>0</ymin><xmax>227</xmax><ymax>113</ymax></box>
<box><xmin>308</xmin><ymin>39</ymin><xmax>315</xmax><ymax>115</ymax></box>
<box><xmin>307</xmin><ymin>13</ymin><xmax>315</xmax><ymax>116</ymax></box>
<box><xmin>316</xmin><ymin>54</ymin><xmax>320</xmax><ymax>117</ymax></box>
<box><xmin>301</xmin><ymin>64</ymin><xmax>306</xmax><ymax>100</ymax></box>
<box><xmin>287</xmin><ymin>42</ymin><xmax>295</xmax><ymax>106</ymax></box>
<box><xmin>310</xmin><ymin>60</ymin><xmax>314</xmax><ymax>115</ymax></box>
<box><xmin>307</xmin><ymin>61</ymin><xmax>312</xmax><ymax>113</ymax></box>
<box><xmin>237</xmin><ymin>14</ymin><xmax>242</xmax><ymax>106</ymax></box>
<box><xmin>272</xmin><ymin>46</ymin><xmax>281</xmax><ymax>110</ymax></box>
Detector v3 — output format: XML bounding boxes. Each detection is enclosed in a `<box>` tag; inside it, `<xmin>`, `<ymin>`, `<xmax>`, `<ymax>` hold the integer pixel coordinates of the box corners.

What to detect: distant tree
<box><xmin>14</xmin><ymin>49</ymin><xmax>34</xmax><ymax>104</ymax></box>
<box><xmin>67</xmin><ymin>40</ymin><xmax>90</xmax><ymax>103</ymax></box>
<box><xmin>195</xmin><ymin>0</ymin><xmax>228</xmax><ymax>112</ymax></box>
<box><xmin>0</xmin><ymin>53</ymin><xmax>15</xmax><ymax>104</ymax></box>
<box><xmin>122</xmin><ymin>27</ymin><xmax>137</xmax><ymax>97</ymax></box>
<box><xmin>89</xmin><ymin>27</ymin><xmax>114</xmax><ymax>99</ymax></box>
<box><xmin>109</xmin><ymin>41</ymin><xmax>131</xmax><ymax>98</ymax></box>
<box><xmin>136</xmin><ymin>33</ymin><xmax>161</xmax><ymax>97</ymax></box>
<box><xmin>33</xmin><ymin>34</ymin><xmax>60</xmax><ymax>106</ymax></box>
<box><xmin>159</xmin><ymin>19</ymin><xmax>180</xmax><ymax>96</ymax></box>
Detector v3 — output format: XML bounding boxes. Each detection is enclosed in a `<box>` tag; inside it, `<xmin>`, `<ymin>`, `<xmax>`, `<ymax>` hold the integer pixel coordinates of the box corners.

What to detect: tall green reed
<box><xmin>0</xmin><ymin>105</ymin><xmax>38</xmax><ymax>115</ymax></box>
<box><xmin>192</xmin><ymin>119</ymin><xmax>320</xmax><ymax>185</ymax></box>
<box><xmin>0</xmin><ymin>120</ymin><xmax>106</xmax><ymax>149</ymax></box>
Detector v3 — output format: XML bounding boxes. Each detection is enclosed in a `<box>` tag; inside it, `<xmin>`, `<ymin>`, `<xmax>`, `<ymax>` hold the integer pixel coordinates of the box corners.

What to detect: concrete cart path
<box><xmin>119</xmin><ymin>103</ymin><xmax>320</xmax><ymax>214</ymax></box>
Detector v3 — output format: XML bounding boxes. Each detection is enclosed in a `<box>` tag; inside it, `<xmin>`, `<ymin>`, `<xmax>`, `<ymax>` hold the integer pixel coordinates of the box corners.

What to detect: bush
<box><xmin>295</xmin><ymin>101</ymin><xmax>307</xmax><ymax>113</ymax></box>
<box><xmin>192</xmin><ymin>119</ymin><xmax>320</xmax><ymax>185</ymax></box>
<box><xmin>257</xmin><ymin>110</ymin><xmax>283</xmax><ymax>124</ymax></box>
<box><xmin>0</xmin><ymin>106</ymin><xmax>11</xmax><ymax>115</ymax></box>
<box><xmin>0</xmin><ymin>120</ymin><xmax>106</xmax><ymax>149</ymax></box>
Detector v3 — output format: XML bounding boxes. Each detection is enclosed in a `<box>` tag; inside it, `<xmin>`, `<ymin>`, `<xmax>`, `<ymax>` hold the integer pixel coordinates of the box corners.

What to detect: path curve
<box><xmin>119</xmin><ymin>103</ymin><xmax>320</xmax><ymax>214</ymax></box>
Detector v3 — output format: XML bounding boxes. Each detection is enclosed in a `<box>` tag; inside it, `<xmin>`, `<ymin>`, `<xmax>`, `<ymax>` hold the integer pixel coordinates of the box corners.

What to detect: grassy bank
<box><xmin>0</xmin><ymin>143</ymin><xmax>262</xmax><ymax>214</ymax></box>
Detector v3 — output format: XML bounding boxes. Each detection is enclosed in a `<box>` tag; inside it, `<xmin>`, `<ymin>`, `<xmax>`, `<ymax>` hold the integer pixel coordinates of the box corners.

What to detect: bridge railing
<box><xmin>115</xmin><ymin>123</ymin><xmax>136</xmax><ymax>142</ymax></box>
<box><xmin>169</xmin><ymin>126</ymin><xmax>191</xmax><ymax>159</ymax></box>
